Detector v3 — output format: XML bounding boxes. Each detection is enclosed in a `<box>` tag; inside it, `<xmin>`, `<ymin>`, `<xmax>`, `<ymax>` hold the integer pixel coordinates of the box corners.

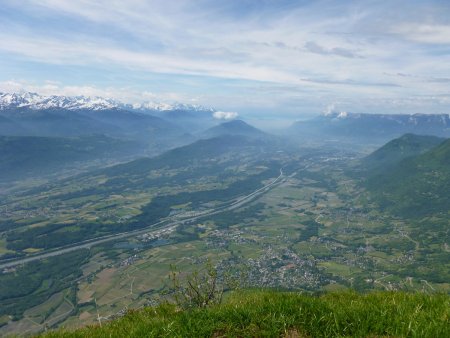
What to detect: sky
<box><xmin>1</xmin><ymin>0</ymin><xmax>450</xmax><ymax>124</ymax></box>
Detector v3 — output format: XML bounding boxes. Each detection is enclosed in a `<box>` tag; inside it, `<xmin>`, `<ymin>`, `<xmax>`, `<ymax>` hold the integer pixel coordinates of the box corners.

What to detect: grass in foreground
<box><xmin>44</xmin><ymin>290</ymin><xmax>449</xmax><ymax>337</ymax></box>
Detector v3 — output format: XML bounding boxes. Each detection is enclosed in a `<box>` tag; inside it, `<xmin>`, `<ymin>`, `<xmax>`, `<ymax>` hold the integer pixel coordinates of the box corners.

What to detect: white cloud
<box><xmin>323</xmin><ymin>103</ymin><xmax>336</xmax><ymax>115</ymax></box>
<box><xmin>213</xmin><ymin>111</ymin><xmax>239</xmax><ymax>120</ymax></box>
<box><xmin>392</xmin><ymin>24</ymin><xmax>450</xmax><ymax>44</ymax></box>
<box><xmin>1</xmin><ymin>1</ymin><xmax>450</xmax><ymax>117</ymax></box>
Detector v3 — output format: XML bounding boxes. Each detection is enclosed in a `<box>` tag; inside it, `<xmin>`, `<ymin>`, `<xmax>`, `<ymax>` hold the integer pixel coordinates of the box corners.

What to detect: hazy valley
<box><xmin>0</xmin><ymin>93</ymin><xmax>448</xmax><ymax>335</ymax></box>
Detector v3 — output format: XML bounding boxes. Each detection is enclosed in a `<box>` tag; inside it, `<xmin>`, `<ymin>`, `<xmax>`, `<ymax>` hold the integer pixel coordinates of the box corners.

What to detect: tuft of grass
<box><xmin>44</xmin><ymin>290</ymin><xmax>449</xmax><ymax>337</ymax></box>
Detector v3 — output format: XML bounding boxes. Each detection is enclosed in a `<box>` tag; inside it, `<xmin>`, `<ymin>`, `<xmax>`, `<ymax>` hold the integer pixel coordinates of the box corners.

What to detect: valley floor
<box><xmin>1</xmin><ymin>148</ymin><xmax>448</xmax><ymax>335</ymax></box>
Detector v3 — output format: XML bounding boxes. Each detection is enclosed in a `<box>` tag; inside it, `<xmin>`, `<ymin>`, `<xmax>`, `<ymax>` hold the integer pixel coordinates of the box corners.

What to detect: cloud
<box><xmin>323</xmin><ymin>103</ymin><xmax>336</xmax><ymax>115</ymax></box>
<box><xmin>303</xmin><ymin>41</ymin><xmax>362</xmax><ymax>59</ymax></box>
<box><xmin>304</xmin><ymin>41</ymin><xmax>327</xmax><ymax>54</ymax></box>
<box><xmin>213</xmin><ymin>111</ymin><xmax>239</xmax><ymax>120</ymax></box>
<box><xmin>0</xmin><ymin>32</ymin><xmax>303</xmax><ymax>86</ymax></box>
<box><xmin>299</xmin><ymin>77</ymin><xmax>400</xmax><ymax>88</ymax></box>
<box><xmin>0</xmin><ymin>1</ymin><xmax>450</xmax><ymax>118</ymax></box>
<box><xmin>392</xmin><ymin>24</ymin><xmax>450</xmax><ymax>44</ymax></box>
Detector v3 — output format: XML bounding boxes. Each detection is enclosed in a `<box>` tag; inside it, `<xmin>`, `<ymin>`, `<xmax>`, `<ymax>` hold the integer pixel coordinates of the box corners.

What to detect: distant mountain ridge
<box><xmin>0</xmin><ymin>92</ymin><xmax>202</xmax><ymax>153</ymax></box>
<box><xmin>0</xmin><ymin>92</ymin><xmax>119</xmax><ymax>111</ymax></box>
<box><xmin>200</xmin><ymin>120</ymin><xmax>267</xmax><ymax>139</ymax></box>
<box><xmin>289</xmin><ymin>112</ymin><xmax>450</xmax><ymax>144</ymax></box>
<box><xmin>0</xmin><ymin>93</ymin><xmax>264</xmax><ymax>181</ymax></box>
<box><xmin>0</xmin><ymin>105</ymin><xmax>187</xmax><ymax>140</ymax></box>
<box><xmin>0</xmin><ymin>92</ymin><xmax>222</xmax><ymax>144</ymax></box>
<box><xmin>0</xmin><ymin>92</ymin><xmax>214</xmax><ymax>113</ymax></box>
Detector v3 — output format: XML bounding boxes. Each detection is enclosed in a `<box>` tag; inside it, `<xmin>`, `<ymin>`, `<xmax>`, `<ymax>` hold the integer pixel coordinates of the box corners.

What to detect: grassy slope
<box><xmin>45</xmin><ymin>291</ymin><xmax>449</xmax><ymax>337</ymax></box>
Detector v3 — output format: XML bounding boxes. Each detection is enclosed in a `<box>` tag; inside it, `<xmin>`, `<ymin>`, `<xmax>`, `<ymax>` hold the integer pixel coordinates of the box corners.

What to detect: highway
<box><xmin>0</xmin><ymin>169</ymin><xmax>284</xmax><ymax>270</ymax></box>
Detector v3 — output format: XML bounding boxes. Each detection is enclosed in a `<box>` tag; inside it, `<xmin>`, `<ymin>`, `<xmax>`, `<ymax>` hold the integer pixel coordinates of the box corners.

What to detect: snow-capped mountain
<box><xmin>0</xmin><ymin>92</ymin><xmax>119</xmax><ymax>111</ymax></box>
<box><xmin>0</xmin><ymin>92</ymin><xmax>214</xmax><ymax>113</ymax></box>
<box><xmin>0</xmin><ymin>92</ymin><xmax>216</xmax><ymax>148</ymax></box>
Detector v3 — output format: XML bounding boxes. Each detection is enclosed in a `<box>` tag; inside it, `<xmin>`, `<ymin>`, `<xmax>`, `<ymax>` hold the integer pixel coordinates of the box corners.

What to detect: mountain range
<box><xmin>0</xmin><ymin>92</ymin><xmax>213</xmax><ymax>113</ymax></box>
<box><xmin>0</xmin><ymin>101</ymin><xmax>271</xmax><ymax>183</ymax></box>
<box><xmin>2</xmin><ymin>91</ymin><xmax>450</xmax><ymax>187</ymax></box>
<box><xmin>0</xmin><ymin>93</ymin><xmax>214</xmax><ymax>159</ymax></box>
<box><xmin>289</xmin><ymin>111</ymin><xmax>450</xmax><ymax>144</ymax></box>
<box><xmin>0</xmin><ymin>92</ymin><xmax>218</xmax><ymax>141</ymax></box>
<box><xmin>3</xmin><ymin>92</ymin><xmax>450</xmax><ymax>145</ymax></box>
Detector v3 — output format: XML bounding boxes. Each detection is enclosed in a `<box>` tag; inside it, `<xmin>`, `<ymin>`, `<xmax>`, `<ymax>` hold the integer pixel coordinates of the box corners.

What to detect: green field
<box><xmin>1</xmin><ymin>146</ymin><xmax>449</xmax><ymax>335</ymax></box>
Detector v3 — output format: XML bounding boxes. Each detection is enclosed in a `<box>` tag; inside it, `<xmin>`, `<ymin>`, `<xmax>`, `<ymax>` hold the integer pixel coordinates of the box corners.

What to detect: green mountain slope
<box><xmin>365</xmin><ymin>137</ymin><xmax>450</xmax><ymax>218</ymax></box>
<box><xmin>0</xmin><ymin>135</ymin><xmax>139</xmax><ymax>181</ymax></box>
<box><xmin>363</xmin><ymin>133</ymin><xmax>444</xmax><ymax>172</ymax></box>
<box><xmin>102</xmin><ymin>134</ymin><xmax>269</xmax><ymax>176</ymax></box>
<box><xmin>42</xmin><ymin>290</ymin><xmax>449</xmax><ymax>338</ymax></box>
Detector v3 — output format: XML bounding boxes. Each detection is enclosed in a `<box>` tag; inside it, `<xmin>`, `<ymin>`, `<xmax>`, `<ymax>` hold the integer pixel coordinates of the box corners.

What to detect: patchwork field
<box><xmin>1</xmin><ymin>149</ymin><xmax>448</xmax><ymax>335</ymax></box>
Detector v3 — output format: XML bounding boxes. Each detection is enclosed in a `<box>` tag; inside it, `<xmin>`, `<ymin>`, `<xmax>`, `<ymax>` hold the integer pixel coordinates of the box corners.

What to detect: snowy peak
<box><xmin>0</xmin><ymin>92</ymin><xmax>119</xmax><ymax>111</ymax></box>
<box><xmin>0</xmin><ymin>92</ymin><xmax>40</xmax><ymax>108</ymax></box>
<box><xmin>0</xmin><ymin>92</ymin><xmax>214</xmax><ymax>113</ymax></box>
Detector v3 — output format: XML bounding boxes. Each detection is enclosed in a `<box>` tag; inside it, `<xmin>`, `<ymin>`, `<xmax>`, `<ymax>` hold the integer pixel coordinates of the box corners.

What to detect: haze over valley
<box><xmin>0</xmin><ymin>1</ymin><xmax>449</xmax><ymax>336</ymax></box>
